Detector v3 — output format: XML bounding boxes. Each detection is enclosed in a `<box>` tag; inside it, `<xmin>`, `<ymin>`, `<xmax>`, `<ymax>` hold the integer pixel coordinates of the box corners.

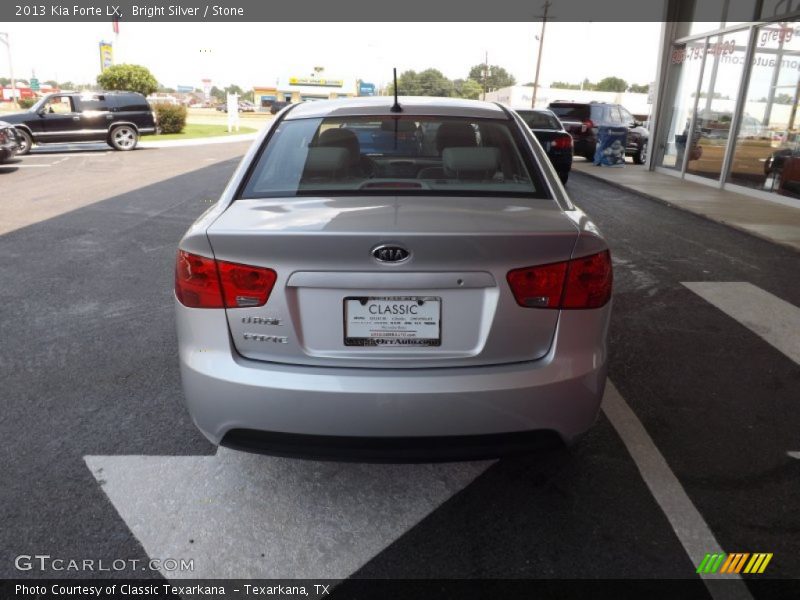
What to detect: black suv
<box><xmin>548</xmin><ymin>101</ymin><xmax>649</xmax><ymax>164</ymax></box>
<box><xmin>3</xmin><ymin>91</ymin><xmax>156</xmax><ymax>155</ymax></box>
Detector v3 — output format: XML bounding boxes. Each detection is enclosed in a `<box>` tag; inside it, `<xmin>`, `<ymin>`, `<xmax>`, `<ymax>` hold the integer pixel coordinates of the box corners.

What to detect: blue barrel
<box><xmin>594</xmin><ymin>126</ymin><xmax>628</xmax><ymax>166</ymax></box>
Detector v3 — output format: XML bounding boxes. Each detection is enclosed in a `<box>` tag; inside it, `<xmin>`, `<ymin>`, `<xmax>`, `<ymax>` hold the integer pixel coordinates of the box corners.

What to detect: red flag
<box><xmin>112</xmin><ymin>17</ymin><xmax>119</xmax><ymax>35</ymax></box>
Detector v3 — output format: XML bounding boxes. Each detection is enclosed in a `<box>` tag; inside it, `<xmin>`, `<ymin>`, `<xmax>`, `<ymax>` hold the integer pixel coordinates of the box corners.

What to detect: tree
<box><xmin>43</xmin><ymin>79</ymin><xmax>59</xmax><ymax>87</ymax></box>
<box><xmin>628</xmin><ymin>83</ymin><xmax>650</xmax><ymax>93</ymax></box>
<box><xmin>453</xmin><ymin>78</ymin><xmax>483</xmax><ymax>100</ymax></box>
<box><xmin>468</xmin><ymin>64</ymin><xmax>516</xmax><ymax>91</ymax></box>
<box><xmin>389</xmin><ymin>69</ymin><xmax>453</xmax><ymax>97</ymax></box>
<box><xmin>224</xmin><ymin>84</ymin><xmax>244</xmax><ymax>96</ymax></box>
<box><xmin>210</xmin><ymin>86</ymin><xmax>225</xmax><ymax>102</ymax></box>
<box><xmin>0</xmin><ymin>77</ymin><xmax>8</xmax><ymax>86</ymax></box>
<box><xmin>595</xmin><ymin>76</ymin><xmax>628</xmax><ymax>92</ymax></box>
<box><xmin>97</xmin><ymin>64</ymin><xmax>158</xmax><ymax>96</ymax></box>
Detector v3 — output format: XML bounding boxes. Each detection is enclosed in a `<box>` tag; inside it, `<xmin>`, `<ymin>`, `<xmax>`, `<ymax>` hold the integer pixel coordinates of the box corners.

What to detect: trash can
<box><xmin>594</xmin><ymin>126</ymin><xmax>628</xmax><ymax>167</ymax></box>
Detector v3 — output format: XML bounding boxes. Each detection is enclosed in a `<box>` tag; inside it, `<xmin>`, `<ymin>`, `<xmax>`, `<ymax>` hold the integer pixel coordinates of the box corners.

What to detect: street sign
<box><xmin>30</xmin><ymin>78</ymin><xmax>39</xmax><ymax>91</ymax></box>
<box><xmin>177</xmin><ymin>85</ymin><xmax>193</xmax><ymax>93</ymax></box>
<box><xmin>359</xmin><ymin>82</ymin><xmax>376</xmax><ymax>96</ymax></box>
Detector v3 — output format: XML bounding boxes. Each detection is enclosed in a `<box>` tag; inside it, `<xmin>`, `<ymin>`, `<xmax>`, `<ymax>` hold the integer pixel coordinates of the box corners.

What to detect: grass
<box><xmin>154</xmin><ymin>123</ymin><xmax>258</xmax><ymax>141</ymax></box>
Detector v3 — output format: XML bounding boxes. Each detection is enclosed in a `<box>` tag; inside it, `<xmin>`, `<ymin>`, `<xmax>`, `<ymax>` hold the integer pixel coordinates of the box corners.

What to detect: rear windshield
<box><xmin>517</xmin><ymin>110</ymin><xmax>561</xmax><ymax>130</ymax></box>
<box><xmin>240</xmin><ymin>116</ymin><xmax>548</xmax><ymax>199</ymax></box>
<box><xmin>549</xmin><ymin>104</ymin><xmax>590</xmax><ymax>120</ymax></box>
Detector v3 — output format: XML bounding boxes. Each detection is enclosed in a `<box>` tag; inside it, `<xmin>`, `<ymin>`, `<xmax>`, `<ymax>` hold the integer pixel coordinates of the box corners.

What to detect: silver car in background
<box><xmin>175</xmin><ymin>97</ymin><xmax>612</xmax><ymax>461</ymax></box>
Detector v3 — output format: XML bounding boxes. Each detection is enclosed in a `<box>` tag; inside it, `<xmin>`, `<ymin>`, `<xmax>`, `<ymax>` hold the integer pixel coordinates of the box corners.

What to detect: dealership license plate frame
<box><xmin>343</xmin><ymin>296</ymin><xmax>442</xmax><ymax>347</ymax></box>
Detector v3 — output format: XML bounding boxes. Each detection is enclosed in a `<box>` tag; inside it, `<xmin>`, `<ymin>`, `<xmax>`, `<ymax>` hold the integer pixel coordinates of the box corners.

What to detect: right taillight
<box><xmin>507</xmin><ymin>250</ymin><xmax>612</xmax><ymax>310</ymax></box>
<box><xmin>175</xmin><ymin>250</ymin><xmax>277</xmax><ymax>309</ymax></box>
<box><xmin>581</xmin><ymin>119</ymin><xmax>595</xmax><ymax>132</ymax></box>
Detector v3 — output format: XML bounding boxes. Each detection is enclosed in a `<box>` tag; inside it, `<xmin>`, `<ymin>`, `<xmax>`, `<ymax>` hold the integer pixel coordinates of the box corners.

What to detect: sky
<box><xmin>0</xmin><ymin>22</ymin><xmax>663</xmax><ymax>90</ymax></box>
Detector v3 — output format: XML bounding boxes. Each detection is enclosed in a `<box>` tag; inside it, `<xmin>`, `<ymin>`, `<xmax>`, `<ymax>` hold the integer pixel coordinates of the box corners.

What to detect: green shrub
<box><xmin>154</xmin><ymin>103</ymin><xmax>187</xmax><ymax>134</ymax></box>
<box><xmin>18</xmin><ymin>97</ymin><xmax>36</xmax><ymax>109</ymax></box>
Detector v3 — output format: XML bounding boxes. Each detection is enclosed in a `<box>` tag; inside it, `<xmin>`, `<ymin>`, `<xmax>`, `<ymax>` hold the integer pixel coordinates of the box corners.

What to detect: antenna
<box><xmin>390</xmin><ymin>67</ymin><xmax>402</xmax><ymax>112</ymax></box>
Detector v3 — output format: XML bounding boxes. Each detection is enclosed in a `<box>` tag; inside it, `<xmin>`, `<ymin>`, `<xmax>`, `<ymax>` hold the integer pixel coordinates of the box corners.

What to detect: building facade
<box><xmin>651</xmin><ymin>1</ymin><xmax>800</xmax><ymax>205</ymax></box>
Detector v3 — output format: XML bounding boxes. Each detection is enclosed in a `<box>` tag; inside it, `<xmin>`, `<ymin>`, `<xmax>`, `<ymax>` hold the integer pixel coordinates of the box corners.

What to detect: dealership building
<box><xmin>649</xmin><ymin>1</ymin><xmax>800</xmax><ymax>205</ymax></box>
<box><xmin>253</xmin><ymin>75</ymin><xmax>358</xmax><ymax>110</ymax></box>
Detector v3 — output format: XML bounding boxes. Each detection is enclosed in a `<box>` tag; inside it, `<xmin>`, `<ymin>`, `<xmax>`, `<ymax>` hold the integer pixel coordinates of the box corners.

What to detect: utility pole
<box><xmin>0</xmin><ymin>32</ymin><xmax>17</xmax><ymax>109</ymax></box>
<box><xmin>531</xmin><ymin>0</ymin><xmax>551</xmax><ymax>108</ymax></box>
<box><xmin>482</xmin><ymin>51</ymin><xmax>489</xmax><ymax>101</ymax></box>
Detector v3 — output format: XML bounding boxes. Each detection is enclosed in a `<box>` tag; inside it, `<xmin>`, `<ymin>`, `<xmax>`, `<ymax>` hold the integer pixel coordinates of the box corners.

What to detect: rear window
<box><xmin>110</xmin><ymin>94</ymin><xmax>148</xmax><ymax>112</ymax></box>
<box><xmin>75</xmin><ymin>94</ymin><xmax>108</xmax><ymax>111</ymax></box>
<box><xmin>240</xmin><ymin>116</ymin><xmax>548</xmax><ymax>199</ymax></box>
<box><xmin>549</xmin><ymin>104</ymin><xmax>589</xmax><ymax>120</ymax></box>
<box><xmin>517</xmin><ymin>110</ymin><xmax>561</xmax><ymax>130</ymax></box>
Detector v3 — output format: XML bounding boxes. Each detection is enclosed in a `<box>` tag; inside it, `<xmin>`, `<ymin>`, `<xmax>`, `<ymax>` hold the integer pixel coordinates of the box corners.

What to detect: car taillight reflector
<box><xmin>552</xmin><ymin>134</ymin><xmax>573</xmax><ymax>150</ymax></box>
<box><xmin>175</xmin><ymin>250</ymin><xmax>276</xmax><ymax>309</ymax></box>
<box><xmin>581</xmin><ymin>119</ymin><xmax>595</xmax><ymax>132</ymax></box>
<box><xmin>507</xmin><ymin>250</ymin><xmax>612</xmax><ymax>310</ymax></box>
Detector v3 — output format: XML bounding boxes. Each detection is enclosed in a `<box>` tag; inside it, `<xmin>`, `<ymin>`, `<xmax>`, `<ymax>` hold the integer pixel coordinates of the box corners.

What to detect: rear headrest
<box><xmin>302</xmin><ymin>147</ymin><xmax>350</xmax><ymax>177</ymax></box>
<box><xmin>380</xmin><ymin>119</ymin><xmax>417</xmax><ymax>132</ymax></box>
<box><xmin>442</xmin><ymin>147</ymin><xmax>500</xmax><ymax>179</ymax></box>
<box><xmin>317</xmin><ymin>128</ymin><xmax>360</xmax><ymax>165</ymax></box>
<box><xmin>436</xmin><ymin>122</ymin><xmax>477</xmax><ymax>152</ymax></box>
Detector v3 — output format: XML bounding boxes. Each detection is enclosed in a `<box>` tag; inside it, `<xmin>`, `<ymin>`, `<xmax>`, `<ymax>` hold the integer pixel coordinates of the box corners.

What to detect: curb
<box><xmin>574</xmin><ymin>166</ymin><xmax>800</xmax><ymax>254</ymax></box>
<box><xmin>139</xmin><ymin>133</ymin><xmax>258</xmax><ymax>148</ymax></box>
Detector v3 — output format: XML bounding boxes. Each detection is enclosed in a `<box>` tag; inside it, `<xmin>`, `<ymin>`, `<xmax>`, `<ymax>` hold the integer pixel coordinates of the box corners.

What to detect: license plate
<box><xmin>344</xmin><ymin>296</ymin><xmax>441</xmax><ymax>346</ymax></box>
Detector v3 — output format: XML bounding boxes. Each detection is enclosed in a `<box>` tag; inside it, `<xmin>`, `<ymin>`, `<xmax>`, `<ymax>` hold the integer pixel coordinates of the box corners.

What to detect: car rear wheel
<box><xmin>15</xmin><ymin>129</ymin><xmax>33</xmax><ymax>155</ymax></box>
<box><xmin>108</xmin><ymin>126</ymin><xmax>138</xmax><ymax>151</ymax></box>
<box><xmin>633</xmin><ymin>140</ymin><xmax>648</xmax><ymax>165</ymax></box>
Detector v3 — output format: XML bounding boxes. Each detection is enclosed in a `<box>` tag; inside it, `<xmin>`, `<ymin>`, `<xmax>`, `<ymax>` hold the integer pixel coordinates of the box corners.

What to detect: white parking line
<box><xmin>84</xmin><ymin>450</ymin><xmax>490</xmax><ymax>579</ymax></box>
<box><xmin>602</xmin><ymin>381</ymin><xmax>754</xmax><ymax>600</ymax></box>
<box><xmin>682</xmin><ymin>282</ymin><xmax>800</xmax><ymax>365</ymax></box>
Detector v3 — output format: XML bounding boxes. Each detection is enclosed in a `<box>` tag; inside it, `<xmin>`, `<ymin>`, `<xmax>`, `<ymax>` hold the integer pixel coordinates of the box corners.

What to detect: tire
<box><xmin>633</xmin><ymin>140</ymin><xmax>648</xmax><ymax>165</ymax></box>
<box><xmin>558</xmin><ymin>170</ymin><xmax>569</xmax><ymax>184</ymax></box>
<box><xmin>15</xmin><ymin>129</ymin><xmax>33</xmax><ymax>155</ymax></box>
<box><xmin>108</xmin><ymin>125</ymin><xmax>138</xmax><ymax>151</ymax></box>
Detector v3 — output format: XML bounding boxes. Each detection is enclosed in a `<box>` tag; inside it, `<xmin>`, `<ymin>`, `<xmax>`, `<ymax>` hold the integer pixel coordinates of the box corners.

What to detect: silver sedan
<box><xmin>174</xmin><ymin>97</ymin><xmax>612</xmax><ymax>461</ymax></box>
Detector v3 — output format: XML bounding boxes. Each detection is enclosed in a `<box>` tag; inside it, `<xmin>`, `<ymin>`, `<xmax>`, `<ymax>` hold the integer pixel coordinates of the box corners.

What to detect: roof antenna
<box><xmin>390</xmin><ymin>67</ymin><xmax>402</xmax><ymax>112</ymax></box>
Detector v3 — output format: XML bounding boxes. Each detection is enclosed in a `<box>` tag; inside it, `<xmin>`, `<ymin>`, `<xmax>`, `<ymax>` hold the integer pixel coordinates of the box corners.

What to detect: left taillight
<box><xmin>175</xmin><ymin>250</ymin><xmax>277</xmax><ymax>309</ymax></box>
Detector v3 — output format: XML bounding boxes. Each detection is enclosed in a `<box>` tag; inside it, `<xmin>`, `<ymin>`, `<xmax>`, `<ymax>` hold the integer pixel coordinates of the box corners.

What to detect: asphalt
<box><xmin>0</xmin><ymin>146</ymin><xmax>798</xmax><ymax>597</ymax></box>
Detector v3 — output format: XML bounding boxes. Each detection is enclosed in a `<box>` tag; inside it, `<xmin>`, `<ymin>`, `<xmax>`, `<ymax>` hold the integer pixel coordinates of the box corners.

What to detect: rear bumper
<box><xmin>0</xmin><ymin>143</ymin><xmax>18</xmax><ymax>162</ymax></box>
<box><xmin>176</xmin><ymin>301</ymin><xmax>610</xmax><ymax>457</ymax></box>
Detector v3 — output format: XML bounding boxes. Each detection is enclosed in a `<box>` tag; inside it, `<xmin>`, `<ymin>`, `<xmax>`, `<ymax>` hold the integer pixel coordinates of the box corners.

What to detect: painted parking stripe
<box><xmin>682</xmin><ymin>282</ymin><xmax>800</xmax><ymax>365</ymax></box>
<box><xmin>84</xmin><ymin>450</ymin><xmax>491</xmax><ymax>579</ymax></box>
<box><xmin>602</xmin><ymin>381</ymin><xmax>753</xmax><ymax>600</ymax></box>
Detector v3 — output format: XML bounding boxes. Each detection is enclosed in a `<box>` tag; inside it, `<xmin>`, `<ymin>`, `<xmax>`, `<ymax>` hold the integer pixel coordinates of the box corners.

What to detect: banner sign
<box><xmin>98</xmin><ymin>41</ymin><xmax>113</xmax><ymax>71</ymax></box>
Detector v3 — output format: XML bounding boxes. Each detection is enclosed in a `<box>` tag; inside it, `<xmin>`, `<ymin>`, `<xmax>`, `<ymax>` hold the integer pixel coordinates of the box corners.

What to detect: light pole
<box><xmin>531</xmin><ymin>0</ymin><xmax>551</xmax><ymax>108</ymax></box>
<box><xmin>0</xmin><ymin>32</ymin><xmax>17</xmax><ymax>109</ymax></box>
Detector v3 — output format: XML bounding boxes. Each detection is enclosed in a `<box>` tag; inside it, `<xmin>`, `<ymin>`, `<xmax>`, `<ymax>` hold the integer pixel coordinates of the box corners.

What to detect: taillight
<box><xmin>217</xmin><ymin>260</ymin><xmax>277</xmax><ymax>308</ymax></box>
<box><xmin>552</xmin><ymin>134</ymin><xmax>573</xmax><ymax>150</ymax></box>
<box><xmin>175</xmin><ymin>250</ymin><xmax>277</xmax><ymax>309</ymax></box>
<box><xmin>581</xmin><ymin>119</ymin><xmax>595</xmax><ymax>133</ymax></box>
<box><xmin>507</xmin><ymin>250</ymin><xmax>612</xmax><ymax>310</ymax></box>
<box><xmin>562</xmin><ymin>250</ymin><xmax>613</xmax><ymax>308</ymax></box>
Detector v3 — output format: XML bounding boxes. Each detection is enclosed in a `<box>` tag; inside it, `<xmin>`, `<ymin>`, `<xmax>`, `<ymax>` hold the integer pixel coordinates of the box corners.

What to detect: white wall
<box><xmin>486</xmin><ymin>85</ymin><xmax>653</xmax><ymax>116</ymax></box>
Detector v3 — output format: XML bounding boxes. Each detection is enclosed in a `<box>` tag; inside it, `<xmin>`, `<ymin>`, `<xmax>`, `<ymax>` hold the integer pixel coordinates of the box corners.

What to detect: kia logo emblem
<box><xmin>372</xmin><ymin>244</ymin><xmax>410</xmax><ymax>263</ymax></box>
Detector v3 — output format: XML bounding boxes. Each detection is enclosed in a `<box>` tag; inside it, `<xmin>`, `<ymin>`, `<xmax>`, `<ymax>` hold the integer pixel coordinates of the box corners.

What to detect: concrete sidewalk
<box><xmin>572</xmin><ymin>160</ymin><xmax>800</xmax><ymax>252</ymax></box>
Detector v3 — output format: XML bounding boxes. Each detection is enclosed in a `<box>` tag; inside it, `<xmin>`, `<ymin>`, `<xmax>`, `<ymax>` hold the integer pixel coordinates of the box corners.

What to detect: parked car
<box><xmin>515</xmin><ymin>108</ymin><xmax>573</xmax><ymax>183</ymax></box>
<box><xmin>548</xmin><ymin>101</ymin><xmax>649</xmax><ymax>164</ymax></box>
<box><xmin>0</xmin><ymin>121</ymin><xmax>20</xmax><ymax>163</ymax></box>
<box><xmin>174</xmin><ymin>97</ymin><xmax>612</xmax><ymax>461</ymax></box>
<box><xmin>2</xmin><ymin>91</ymin><xmax>156</xmax><ymax>154</ymax></box>
<box><xmin>269</xmin><ymin>101</ymin><xmax>290</xmax><ymax>114</ymax></box>
<box><xmin>219</xmin><ymin>101</ymin><xmax>257</xmax><ymax>113</ymax></box>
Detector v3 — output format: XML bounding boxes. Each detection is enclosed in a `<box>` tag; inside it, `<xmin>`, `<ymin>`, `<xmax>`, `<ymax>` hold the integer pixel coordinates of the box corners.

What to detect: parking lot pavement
<box><xmin>0</xmin><ymin>142</ymin><xmax>251</xmax><ymax>236</ymax></box>
<box><xmin>0</xmin><ymin>148</ymin><xmax>798</xmax><ymax>596</ymax></box>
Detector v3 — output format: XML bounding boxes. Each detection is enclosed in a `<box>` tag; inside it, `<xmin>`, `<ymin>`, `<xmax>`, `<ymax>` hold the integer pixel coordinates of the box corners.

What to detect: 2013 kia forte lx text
<box><xmin>174</xmin><ymin>97</ymin><xmax>612</xmax><ymax>461</ymax></box>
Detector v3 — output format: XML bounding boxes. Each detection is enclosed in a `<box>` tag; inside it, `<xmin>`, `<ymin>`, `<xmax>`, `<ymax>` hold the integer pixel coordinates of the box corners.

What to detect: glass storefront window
<box><xmin>728</xmin><ymin>22</ymin><xmax>800</xmax><ymax>199</ymax></box>
<box><xmin>658</xmin><ymin>39</ymin><xmax>707</xmax><ymax>170</ymax></box>
<box><xmin>686</xmin><ymin>29</ymin><xmax>751</xmax><ymax>180</ymax></box>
